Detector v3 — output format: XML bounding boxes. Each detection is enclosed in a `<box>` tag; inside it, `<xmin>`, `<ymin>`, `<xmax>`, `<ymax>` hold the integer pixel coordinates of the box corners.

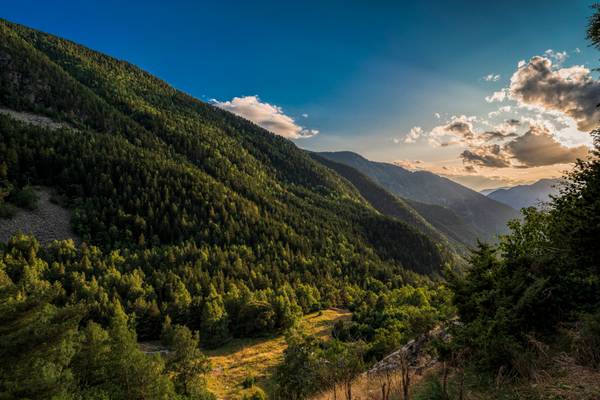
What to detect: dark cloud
<box><xmin>460</xmin><ymin>144</ymin><xmax>511</xmax><ymax>168</ymax></box>
<box><xmin>461</xmin><ymin>125</ymin><xmax>589</xmax><ymax>168</ymax></box>
<box><xmin>505</xmin><ymin>125</ymin><xmax>589</xmax><ymax>167</ymax></box>
<box><xmin>482</xmin><ymin>130</ymin><xmax>518</xmax><ymax>141</ymax></box>
<box><xmin>509</xmin><ymin>56</ymin><xmax>600</xmax><ymax>131</ymax></box>
<box><xmin>446</xmin><ymin>121</ymin><xmax>475</xmax><ymax>140</ymax></box>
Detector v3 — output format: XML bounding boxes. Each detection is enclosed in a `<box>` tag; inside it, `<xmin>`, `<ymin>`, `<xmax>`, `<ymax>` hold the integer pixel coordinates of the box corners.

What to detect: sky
<box><xmin>2</xmin><ymin>0</ymin><xmax>598</xmax><ymax>190</ymax></box>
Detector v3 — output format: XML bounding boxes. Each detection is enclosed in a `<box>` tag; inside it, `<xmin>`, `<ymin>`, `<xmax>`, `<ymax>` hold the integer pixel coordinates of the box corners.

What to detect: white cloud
<box><xmin>483</xmin><ymin>73</ymin><xmax>501</xmax><ymax>82</ymax></box>
<box><xmin>488</xmin><ymin>105</ymin><xmax>512</xmax><ymax>118</ymax></box>
<box><xmin>485</xmin><ymin>88</ymin><xmax>508</xmax><ymax>102</ymax></box>
<box><xmin>212</xmin><ymin>95</ymin><xmax>317</xmax><ymax>139</ymax></box>
<box><xmin>302</xmin><ymin>113</ymin><xmax>309</xmax><ymax>118</ymax></box>
<box><xmin>403</xmin><ymin>126</ymin><xmax>424</xmax><ymax>143</ymax></box>
<box><xmin>434</xmin><ymin>112</ymin><xmax>441</xmax><ymax>119</ymax></box>
<box><xmin>544</xmin><ymin>49</ymin><xmax>568</xmax><ymax>65</ymax></box>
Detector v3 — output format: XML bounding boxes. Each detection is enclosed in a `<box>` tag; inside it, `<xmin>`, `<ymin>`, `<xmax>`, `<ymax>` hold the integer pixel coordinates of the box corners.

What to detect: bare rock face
<box><xmin>368</xmin><ymin>326</ymin><xmax>452</xmax><ymax>376</ymax></box>
<box><xmin>0</xmin><ymin>188</ymin><xmax>80</xmax><ymax>245</ymax></box>
<box><xmin>0</xmin><ymin>108</ymin><xmax>69</xmax><ymax>130</ymax></box>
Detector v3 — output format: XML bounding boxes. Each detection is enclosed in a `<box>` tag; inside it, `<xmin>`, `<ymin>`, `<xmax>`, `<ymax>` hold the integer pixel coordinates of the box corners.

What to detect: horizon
<box><xmin>3</xmin><ymin>0</ymin><xmax>597</xmax><ymax>190</ymax></box>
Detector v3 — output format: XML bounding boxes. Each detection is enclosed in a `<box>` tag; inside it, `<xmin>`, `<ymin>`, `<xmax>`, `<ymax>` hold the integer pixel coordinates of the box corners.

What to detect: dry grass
<box><xmin>205</xmin><ymin>308</ymin><xmax>351</xmax><ymax>400</ymax></box>
<box><xmin>515</xmin><ymin>354</ymin><xmax>600</xmax><ymax>400</ymax></box>
<box><xmin>311</xmin><ymin>366</ymin><xmax>433</xmax><ymax>400</ymax></box>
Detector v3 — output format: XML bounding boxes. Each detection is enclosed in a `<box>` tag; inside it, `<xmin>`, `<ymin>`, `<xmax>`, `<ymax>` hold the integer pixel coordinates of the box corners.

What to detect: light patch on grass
<box><xmin>205</xmin><ymin>308</ymin><xmax>351</xmax><ymax>399</ymax></box>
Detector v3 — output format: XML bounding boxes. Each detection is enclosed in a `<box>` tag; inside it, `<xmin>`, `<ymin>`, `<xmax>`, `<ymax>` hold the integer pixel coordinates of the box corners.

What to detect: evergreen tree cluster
<box><xmin>0</xmin><ymin>235</ymin><xmax>214</xmax><ymax>399</ymax></box>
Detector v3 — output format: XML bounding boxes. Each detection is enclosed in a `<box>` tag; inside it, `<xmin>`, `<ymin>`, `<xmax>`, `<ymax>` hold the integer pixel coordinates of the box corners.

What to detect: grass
<box><xmin>205</xmin><ymin>308</ymin><xmax>351</xmax><ymax>399</ymax></box>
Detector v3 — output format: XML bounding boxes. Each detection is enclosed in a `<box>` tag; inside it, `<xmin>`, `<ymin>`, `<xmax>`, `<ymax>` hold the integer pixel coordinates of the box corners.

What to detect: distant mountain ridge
<box><xmin>486</xmin><ymin>179</ymin><xmax>563</xmax><ymax>210</ymax></box>
<box><xmin>480</xmin><ymin>187</ymin><xmax>508</xmax><ymax>196</ymax></box>
<box><xmin>317</xmin><ymin>151</ymin><xmax>520</xmax><ymax>242</ymax></box>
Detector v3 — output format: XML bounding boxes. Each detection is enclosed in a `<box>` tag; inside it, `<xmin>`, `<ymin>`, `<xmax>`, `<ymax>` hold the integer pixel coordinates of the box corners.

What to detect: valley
<box><xmin>1</xmin><ymin>5</ymin><xmax>599</xmax><ymax>400</ymax></box>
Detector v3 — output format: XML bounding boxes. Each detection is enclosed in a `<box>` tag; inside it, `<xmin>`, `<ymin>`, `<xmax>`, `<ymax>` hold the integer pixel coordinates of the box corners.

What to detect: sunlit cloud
<box><xmin>509</xmin><ymin>56</ymin><xmax>600</xmax><ymax>131</ymax></box>
<box><xmin>485</xmin><ymin>88</ymin><xmax>508</xmax><ymax>103</ymax></box>
<box><xmin>403</xmin><ymin>126</ymin><xmax>424</xmax><ymax>143</ymax></box>
<box><xmin>461</xmin><ymin>124</ymin><xmax>589</xmax><ymax>168</ymax></box>
<box><xmin>212</xmin><ymin>95</ymin><xmax>317</xmax><ymax>139</ymax></box>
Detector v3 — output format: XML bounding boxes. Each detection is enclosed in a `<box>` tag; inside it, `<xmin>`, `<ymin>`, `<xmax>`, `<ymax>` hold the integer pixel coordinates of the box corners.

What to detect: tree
<box><xmin>0</xmin><ymin>283</ymin><xmax>82</xmax><ymax>399</ymax></box>
<box><xmin>166</xmin><ymin>325</ymin><xmax>213</xmax><ymax>398</ymax></box>
<box><xmin>200</xmin><ymin>285</ymin><xmax>230</xmax><ymax>347</ymax></box>
<box><xmin>104</xmin><ymin>302</ymin><xmax>174</xmax><ymax>399</ymax></box>
<box><xmin>274</xmin><ymin>331</ymin><xmax>322</xmax><ymax>400</ymax></box>
<box><xmin>321</xmin><ymin>339</ymin><xmax>365</xmax><ymax>400</ymax></box>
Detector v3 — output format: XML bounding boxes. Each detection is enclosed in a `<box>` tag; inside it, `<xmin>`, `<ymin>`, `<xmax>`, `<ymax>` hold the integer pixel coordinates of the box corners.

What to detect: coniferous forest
<box><xmin>1</xmin><ymin>4</ymin><xmax>600</xmax><ymax>400</ymax></box>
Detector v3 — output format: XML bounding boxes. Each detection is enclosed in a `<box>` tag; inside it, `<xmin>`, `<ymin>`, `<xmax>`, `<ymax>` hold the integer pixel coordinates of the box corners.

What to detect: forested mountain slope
<box><xmin>310</xmin><ymin>153</ymin><xmax>472</xmax><ymax>252</ymax></box>
<box><xmin>0</xmin><ymin>18</ymin><xmax>449</xmax><ymax>344</ymax></box>
<box><xmin>318</xmin><ymin>151</ymin><xmax>519</xmax><ymax>242</ymax></box>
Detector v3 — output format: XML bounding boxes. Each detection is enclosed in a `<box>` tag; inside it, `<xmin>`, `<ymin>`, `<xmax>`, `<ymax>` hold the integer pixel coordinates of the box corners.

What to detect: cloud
<box><xmin>509</xmin><ymin>56</ymin><xmax>600</xmax><ymax>131</ymax></box>
<box><xmin>544</xmin><ymin>49</ymin><xmax>568</xmax><ymax>65</ymax></box>
<box><xmin>302</xmin><ymin>113</ymin><xmax>309</xmax><ymax>118</ymax></box>
<box><xmin>429</xmin><ymin>115</ymin><xmax>478</xmax><ymax>146</ymax></box>
<box><xmin>393</xmin><ymin>159</ymin><xmax>423</xmax><ymax>170</ymax></box>
<box><xmin>483</xmin><ymin>73</ymin><xmax>501</xmax><ymax>82</ymax></box>
<box><xmin>481</xmin><ymin>130</ymin><xmax>518</xmax><ymax>141</ymax></box>
<box><xmin>485</xmin><ymin>88</ymin><xmax>508</xmax><ymax>102</ymax></box>
<box><xmin>461</xmin><ymin>124</ymin><xmax>589</xmax><ymax>168</ymax></box>
<box><xmin>403</xmin><ymin>126</ymin><xmax>424</xmax><ymax>143</ymax></box>
<box><xmin>212</xmin><ymin>95</ymin><xmax>317</xmax><ymax>139</ymax></box>
<box><xmin>460</xmin><ymin>144</ymin><xmax>511</xmax><ymax>168</ymax></box>
<box><xmin>488</xmin><ymin>105</ymin><xmax>513</xmax><ymax>118</ymax></box>
<box><xmin>505</xmin><ymin>125</ymin><xmax>589</xmax><ymax>167</ymax></box>
<box><xmin>434</xmin><ymin>112</ymin><xmax>441</xmax><ymax>119</ymax></box>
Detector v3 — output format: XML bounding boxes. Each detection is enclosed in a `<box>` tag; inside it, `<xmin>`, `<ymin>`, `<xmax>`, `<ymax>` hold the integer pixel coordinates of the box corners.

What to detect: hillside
<box><xmin>0</xmin><ymin>17</ymin><xmax>447</xmax><ymax>330</ymax></box>
<box><xmin>311</xmin><ymin>153</ymin><xmax>475</xmax><ymax>252</ymax></box>
<box><xmin>487</xmin><ymin>178</ymin><xmax>563</xmax><ymax>210</ymax></box>
<box><xmin>317</xmin><ymin>151</ymin><xmax>519</xmax><ymax>242</ymax></box>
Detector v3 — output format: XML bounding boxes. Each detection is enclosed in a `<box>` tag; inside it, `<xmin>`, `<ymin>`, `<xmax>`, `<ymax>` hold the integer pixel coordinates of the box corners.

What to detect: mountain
<box><xmin>317</xmin><ymin>151</ymin><xmax>520</xmax><ymax>242</ymax></box>
<box><xmin>0</xmin><ymin>18</ymin><xmax>446</xmax><ymax>295</ymax></box>
<box><xmin>310</xmin><ymin>153</ymin><xmax>456</xmax><ymax>247</ymax></box>
<box><xmin>0</xmin><ymin>18</ymin><xmax>454</xmax><ymax>399</ymax></box>
<box><xmin>486</xmin><ymin>179</ymin><xmax>563</xmax><ymax>210</ymax></box>
<box><xmin>310</xmin><ymin>153</ymin><xmax>476</xmax><ymax>251</ymax></box>
<box><xmin>480</xmin><ymin>187</ymin><xmax>508</xmax><ymax>196</ymax></box>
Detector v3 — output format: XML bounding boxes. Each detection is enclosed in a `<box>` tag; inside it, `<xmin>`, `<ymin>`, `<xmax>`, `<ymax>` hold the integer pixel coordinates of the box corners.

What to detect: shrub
<box><xmin>573</xmin><ymin>311</ymin><xmax>600</xmax><ymax>369</ymax></box>
<box><xmin>241</xmin><ymin>375</ymin><xmax>256</xmax><ymax>389</ymax></box>
<box><xmin>0</xmin><ymin>202</ymin><xmax>17</xmax><ymax>218</ymax></box>
<box><xmin>9</xmin><ymin>186</ymin><xmax>39</xmax><ymax>210</ymax></box>
<box><xmin>413</xmin><ymin>375</ymin><xmax>445</xmax><ymax>400</ymax></box>
<box><xmin>241</xmin><ymin>387</ymin><xmax>266</xmax><ymax>400</ymax></box>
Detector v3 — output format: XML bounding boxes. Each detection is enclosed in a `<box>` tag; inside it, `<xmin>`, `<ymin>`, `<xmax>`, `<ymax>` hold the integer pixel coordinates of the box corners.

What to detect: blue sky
<box><xmin>2</xmin><ymin>1</ymin><xmax>598</xmax><ymax>189</ymax></box>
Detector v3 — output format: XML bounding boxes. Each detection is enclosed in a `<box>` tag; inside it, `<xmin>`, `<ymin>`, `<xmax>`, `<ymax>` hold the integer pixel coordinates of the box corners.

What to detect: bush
<box><xmin>0</xmin><ymin>201</ymin><xmax>17</xmax><ymax>218</ymax></box>
<box><xmin>573</xmin><ymin>311</ymin><xmax>600</xmax><ymax>369</ymax></box>
<box><xmin>241</xmin><ymin>375</ymin><xmax>256</xmax><ymax>389</ymax></box>
<box><xmin>240</xmin><ymin>387</ymin><xmax>266</xmax><ymax>400</ymax></box>
<box><xmin>413</xmin><ymin>375</ymin><xmax>445</xmax><ymax>400</ymax></box>
<box><xmin>9</xmin><ymin>186</ymin><xmax>39</xmax><ymax>210</ymax></box>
